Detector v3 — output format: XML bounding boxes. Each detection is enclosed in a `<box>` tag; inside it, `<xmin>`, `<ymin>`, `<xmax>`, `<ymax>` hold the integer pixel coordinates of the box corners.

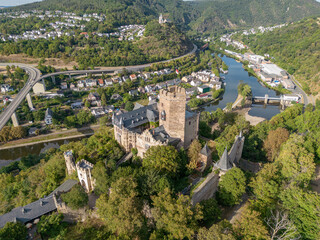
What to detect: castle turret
<box><xmin>76</xmin><ymin>160</ymin><xmax>95</xmax><ymax>193</ymax></box>
<box><xmin>64</xmin><ymin>150</ymin><xmax>76</xmax><ymax>175</ymax></box>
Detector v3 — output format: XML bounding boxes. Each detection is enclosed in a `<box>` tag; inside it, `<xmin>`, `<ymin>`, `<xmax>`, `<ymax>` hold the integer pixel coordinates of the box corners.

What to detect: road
<box><xmin>0</xmin><ymin>64</ymin><xmax>41</xmax><ymax>130</ymax></box>
<box><xmin>0</xmin><ymin>44</ymin><xmax>197</xmax><ymax>131</ymax></box>
<box><xmin>290</xmin><ymin>75</ymin><xmax>311</xmax><ymax>105</ymax></box>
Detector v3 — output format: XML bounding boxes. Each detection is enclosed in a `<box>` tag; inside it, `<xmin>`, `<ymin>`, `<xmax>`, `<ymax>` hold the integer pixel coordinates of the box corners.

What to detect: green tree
<box><xmin>151</xmin><ymin>188</ymin><xmax>203</xmax><ymax>239</ymax></box>
<box><xmin>37</xmin><ymin>213</ymin><xmax>66</xmax><ymax>239</ymax></box>
<box><xmin>76</xmin><ymin>110</ymin><xmax>94</xmax><ymax>126</ymax></box>
<box><xmin>96</xmin><ymin>177</ymin><xmax>144</xmax><ymax>237</ymax></box>
<box><xmin>61</xmin><ymin>185</ymin><xmax>88</xmax><ymax>210</ymax></box>
<box><xmin>217</xmin><ymin>167</ymin><xmax>246</xmax><ymax>206</ymax></box>
<box><xmin>250</xmin><ymin>163</ymin><xmax>283</xmax><ymax>212</ymax></box>
<box><xmin>0</xmin><ymin>222</ymin><xmax>27</xmax><ymax>240</ymax></box>
<box><xmin>280</xmin><ymin>185</ymin><xmax>320</xmax><ymax>239</ymax></box>
<box><xmin>143</xmin><ymin>146</ymin><xmax>181</xmax><ymax>176</ymax></box>
<box><xmin>92</xmin><ymin>161</ymin><xmax>109</xmax><ymax>195</ymax></box>
<box><xmin>198</xmin><ymin>220</ymin><xmax>235</xmax><ymax>240</ymax></box>
<box><xmin>276</xmin><ymin>135</ymin><xmax>315</xmax><ymax>185</ymax></box>
<box><xmin>234</xmin><ymin>204</ymin><xmax>270</xmax><ymax>240</ymax></box>
<box><xmin>125</xmin><ymin>101</ymin><xmax>134</xmax><ymax>111</ymax></box>
<box><xmin>200</xmin><ymin>198</ymin><xmax>221</xmax><ymax>225</ymax></box>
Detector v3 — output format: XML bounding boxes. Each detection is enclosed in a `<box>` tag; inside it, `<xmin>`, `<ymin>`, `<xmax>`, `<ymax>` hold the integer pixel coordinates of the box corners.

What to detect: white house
<box><xmin>105</xmin><ymin>79</ymin><xmax>113</xmax><ymax>86</ymax></box>
<box><xmin>60</xmin><ymin>82</ymin><xmax>68</xmax><ymax>90</ymax></box>
<box><xmin>45</xmin><ymin>108</ymin><xmax>53</xmax><ymax>125</ymax></box>
<box><xmin>1</xmin><ymin>84</ymin><xmax>13</xmax><ymax>94</ymax></box>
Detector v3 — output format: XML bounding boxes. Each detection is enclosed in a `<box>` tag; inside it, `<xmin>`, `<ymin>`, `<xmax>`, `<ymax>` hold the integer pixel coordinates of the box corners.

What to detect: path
<box><xmin>311</xmin><ymin>165</ymin><xmax>320</xmax><ymax>193</ymax></box>
<box><xmin>221</xmin><ymin>193</ymin><xmax>249</xmax><ymax>224</ymax></box>
<box><xmin>0</xmin><ymin>124</ymin><xmax>101</xmax><ymax>150</ymax></box>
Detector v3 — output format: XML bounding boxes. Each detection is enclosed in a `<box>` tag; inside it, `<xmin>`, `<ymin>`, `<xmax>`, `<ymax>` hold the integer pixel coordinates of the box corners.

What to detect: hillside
<box><xmin>6</xmin><ymin>0</ymin><xmax>320</xmax><ymax>34</ymax></box>
<box><xmin>240</xmin><ymin>17</ymin><xmax>320</xmax><ymax>95</ymax></box>
<box><xmin>7</xmin><ymin>0</ymin><xmax>200</xmax><ymax>30</ymax></box>
<box><xmin>0</xmin><ymin>21</ymin><xmax>193</xmax><ymax>67</ymax></box>
<box><xmin>190</xmin><ymin>0</ymin><xmax>320</xmax><ymax>34</ymax></box>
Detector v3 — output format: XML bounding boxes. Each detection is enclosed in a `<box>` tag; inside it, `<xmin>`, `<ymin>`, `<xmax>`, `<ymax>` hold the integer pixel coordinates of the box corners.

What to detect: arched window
<box><xmin>161</xmin><ymin>110</ymin><xmax>166</xmax><ymax>121</ymax></box>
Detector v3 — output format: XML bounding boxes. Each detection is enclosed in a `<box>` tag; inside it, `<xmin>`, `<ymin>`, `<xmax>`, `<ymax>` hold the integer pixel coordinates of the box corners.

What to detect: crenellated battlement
<box><xmin>160</xmin><ymin>86</ymin><xmax>186</xmax><ymax>99</ymax></box>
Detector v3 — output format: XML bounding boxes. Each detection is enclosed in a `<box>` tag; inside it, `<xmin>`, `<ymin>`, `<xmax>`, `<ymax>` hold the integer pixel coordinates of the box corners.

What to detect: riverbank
<box><xmin>236</xmin><ymin>107</ymin><xmax>266</xmax><ymax>126</ymax></box>
<box><xmin>223</xmin><ymin>52</ymin><xmax>290</xmax><ymax>95</ymax></box>
<box><xmin>0</xmin><ymin>124</ymin><xmax>100</xmax><ymax>150</ymax></box>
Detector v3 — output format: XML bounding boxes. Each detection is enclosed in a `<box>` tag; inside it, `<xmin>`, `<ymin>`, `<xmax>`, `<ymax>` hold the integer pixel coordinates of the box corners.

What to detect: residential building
<box><xmin>1</xmin><ymin>84</ymin><xmax>13</xmax><ymax>94</ymax></box>
<box><xmin>111</xmin><ymin>94</ymin><xmax>122</xmax><ymax>101</ymax></box>
<box><xmin>45</xmin><ymin>108</ymin><xmax>53</xmax><ymax>125</ymax></box>
<box><xmin>129</xmin><ymin>74</ymin><xmax>137</xmax><ymax>81</ymax></box>
<box><xmin>71</xmin><ymin>102</ymin><xmax>83</xmax><ymax>109</ymax></box>
<box><xmin>198</xmin><ymin>85</ymin><xmax>211</xmax><ymax>94</ymax></box>
<box><xmin>104</xmin><ymin>79</ymin><xmax>113</xmax><ymax>86</ymax></box>
<box><xmin>60</xmin><ymin>82</ymin><xmax>68</xmax><ymax>90</ymax></box>
<box><xmin>191</xmin><ymin>80</ymin><xmax>202</xmax><ymax>87</ymax></box>
<box><xmin>98</xmin><ymin>79</ymin><xmax>104</xmax><ymax>87</ymax></box>
<box><xmin>129</xmin><ymin>89</ymin><xmax>139</xmax><ymax>96</ymax></box>
<box><xmin>85</xmin><ymin>79</ymin><xmax>97</xmax><ymax>87</ymax></box>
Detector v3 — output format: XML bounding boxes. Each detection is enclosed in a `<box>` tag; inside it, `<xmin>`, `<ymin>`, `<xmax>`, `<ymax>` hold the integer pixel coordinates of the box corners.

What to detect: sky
<box><xmin>0</xmin><ymin>0</ymin><xmax>41</xmax><ymax>6</ymax></box>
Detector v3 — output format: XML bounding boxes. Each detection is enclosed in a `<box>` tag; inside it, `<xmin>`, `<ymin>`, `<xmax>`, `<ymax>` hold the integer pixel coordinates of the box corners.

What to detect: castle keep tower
<box><xmin>159</xmin><ymin>86</ymin><xmax>187</xmax><ymax>146</ymax></box>
<box><xmin>76</xmin><ymin>160</ymin><xmax>95</xmax><ymax>193</ymax></box>
<box><xmin>64</xmin><ymin>150</ymin><xmax>76</xmax><ymax>175</ymax></box>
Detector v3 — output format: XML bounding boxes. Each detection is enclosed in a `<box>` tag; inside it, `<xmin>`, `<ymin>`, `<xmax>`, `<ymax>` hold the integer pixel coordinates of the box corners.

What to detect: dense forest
<box><xmin>0</xmin><ymin>21</ymin><xmax>193</xmax><ymax>67</ymax></box>
<box><xmin>239</xmin><ymin>17</ymin><xmax>320</xmax><ymax>95</ymax></box>
<box><xmin>190</xmin><ymin>0</ymin><xmax>320</xmax><ymax>35</ymax></box>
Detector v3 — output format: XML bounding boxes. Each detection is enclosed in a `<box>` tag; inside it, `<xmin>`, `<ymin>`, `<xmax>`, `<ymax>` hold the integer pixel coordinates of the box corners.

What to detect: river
<box><xmin>0</xmin><ymin>136</ymin><xmax>87</xmax><ymax>162</ymax></box>
<box><xmin>0</xmin><ymin>55</ymin><xmax>281</xmax><ymax>162</ymax></box>
<box><xmin>204</xmin><ymin>55</ymin><xmax>281</xmax><ymax>118</ymax></box>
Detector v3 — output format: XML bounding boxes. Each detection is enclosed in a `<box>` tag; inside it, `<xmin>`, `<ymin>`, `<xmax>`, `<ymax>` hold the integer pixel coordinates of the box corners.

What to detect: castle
<box><xmin>159</xmin><ymin>14</ymin><xmax>171</xmax><ymax>24</ymax></box>
<box><xmin>113</xmin><ymin>86</ymin><xmax>199</xmax><ymax>157</ymax></box>
<box><xmin>63</xmin><ymin>151</ymin><xmax>95</xmax><ymax>193</ymax></box>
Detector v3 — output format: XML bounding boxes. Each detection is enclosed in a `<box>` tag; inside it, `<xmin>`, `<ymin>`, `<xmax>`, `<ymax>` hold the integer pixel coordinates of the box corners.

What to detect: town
<box><xmin>0</xmin><ymin>10</ymin><xmax>145</xmax><ymax>42</ymax></box>
<box><xmin>0</xmin><ymin>1</ymin><xmax>319</xmax><ymax>240</ymax></box>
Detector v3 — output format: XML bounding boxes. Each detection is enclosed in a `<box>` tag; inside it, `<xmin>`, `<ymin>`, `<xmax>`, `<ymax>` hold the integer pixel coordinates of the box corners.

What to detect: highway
<box><xmin>0</xmin><ymin>44</ymin><xmax>197</xmax><ymax>130</ymax></box>
<box><xmin>0</xmin><ymin>64</ymin><xmax>41</xmax><ymax>130</ymax></box>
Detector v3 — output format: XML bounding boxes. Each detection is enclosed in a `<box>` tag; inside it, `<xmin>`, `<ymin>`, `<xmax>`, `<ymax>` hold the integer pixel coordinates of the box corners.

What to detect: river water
<box><xmin>204</xmin><ymin>55</ymin><xmax>281</xmax><ymax>118</ymax></box>
<box><xmin>0</xmin><ymin>136</ymin><xmax>87</xmax><ymax>162</ymax></box>
<box><xmin>0</xmin><ymin>55</ymin><xmax>281</xmax><ymax>162</ymax></box>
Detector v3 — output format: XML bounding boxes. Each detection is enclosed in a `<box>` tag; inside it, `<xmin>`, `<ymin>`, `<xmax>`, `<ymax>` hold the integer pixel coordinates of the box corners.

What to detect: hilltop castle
<box><xmin>159</xmin><ymin>14</ymin><xmax>171</xmax><ymax>24</ymax></box>
<box><xmin>113</xmin><ymin>86</ymin><xmax>199</xmax><ymax>157</ymax></box>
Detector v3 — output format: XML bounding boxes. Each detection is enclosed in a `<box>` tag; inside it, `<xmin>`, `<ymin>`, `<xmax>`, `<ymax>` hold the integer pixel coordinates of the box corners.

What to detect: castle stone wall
<box><xmin>191</xmin><ymin>172</ymin><xmax>219</xmax><ymax>205</ymax></box>
<box><xmin>184</xmin><ymin>113</ymin><xmax>200</xmax><ymax>148</ymax></box>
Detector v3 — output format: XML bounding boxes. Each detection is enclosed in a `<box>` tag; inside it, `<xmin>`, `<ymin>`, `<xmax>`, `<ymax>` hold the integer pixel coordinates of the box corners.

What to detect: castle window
<box><xmin>189</xmin><ymin>121</ymin><xmax>191</xmax><ymax>125</ymax></box>
<box><xmin>161</xmin><ymin>110</ymin><xmax>166</xmax><ymax>121</ymax></box>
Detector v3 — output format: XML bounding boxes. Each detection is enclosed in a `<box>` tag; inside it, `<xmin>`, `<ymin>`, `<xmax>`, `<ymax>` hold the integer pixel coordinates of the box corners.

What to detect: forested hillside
<box><xmin>240</xmin><ymin>17</ymin><xmax>320</xmax><ymax>95</ymax></box>
<box><xmin>6</xmin><ymin>0</ymin><xmax>320</xmax><ymax>33</ymax></box>
<box><xmin>190</xmin><ymin>0</ymin><xmax>320</xmax><ymax>34</ymax></box>
<box><xmin>7</xmin><ymin>0</ymin><xmax>200</xmax><ymax>30</ymax></box>
<box><xmin>0</xmin><ymin>21</ymin><xmax>192</xmax><ymax>67</ymax></box>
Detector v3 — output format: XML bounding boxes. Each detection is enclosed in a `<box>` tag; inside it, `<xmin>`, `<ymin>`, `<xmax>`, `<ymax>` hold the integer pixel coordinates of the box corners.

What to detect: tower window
<box><xmin>161</xmin><ymin>110</ymin><xmax>166</xmax><ymax>121</ymax></box>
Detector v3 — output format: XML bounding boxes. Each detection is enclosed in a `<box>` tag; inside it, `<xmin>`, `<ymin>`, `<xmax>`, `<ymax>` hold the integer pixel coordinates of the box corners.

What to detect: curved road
<box><xmin>0</xmin><ymin>64</ymin><xmax>41</xmax><ymax>130</ymax></box>
<box><xmin>0</xmin><ymin>44</ymin><xmax>197</xmax><ymax>130</ymax></box>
